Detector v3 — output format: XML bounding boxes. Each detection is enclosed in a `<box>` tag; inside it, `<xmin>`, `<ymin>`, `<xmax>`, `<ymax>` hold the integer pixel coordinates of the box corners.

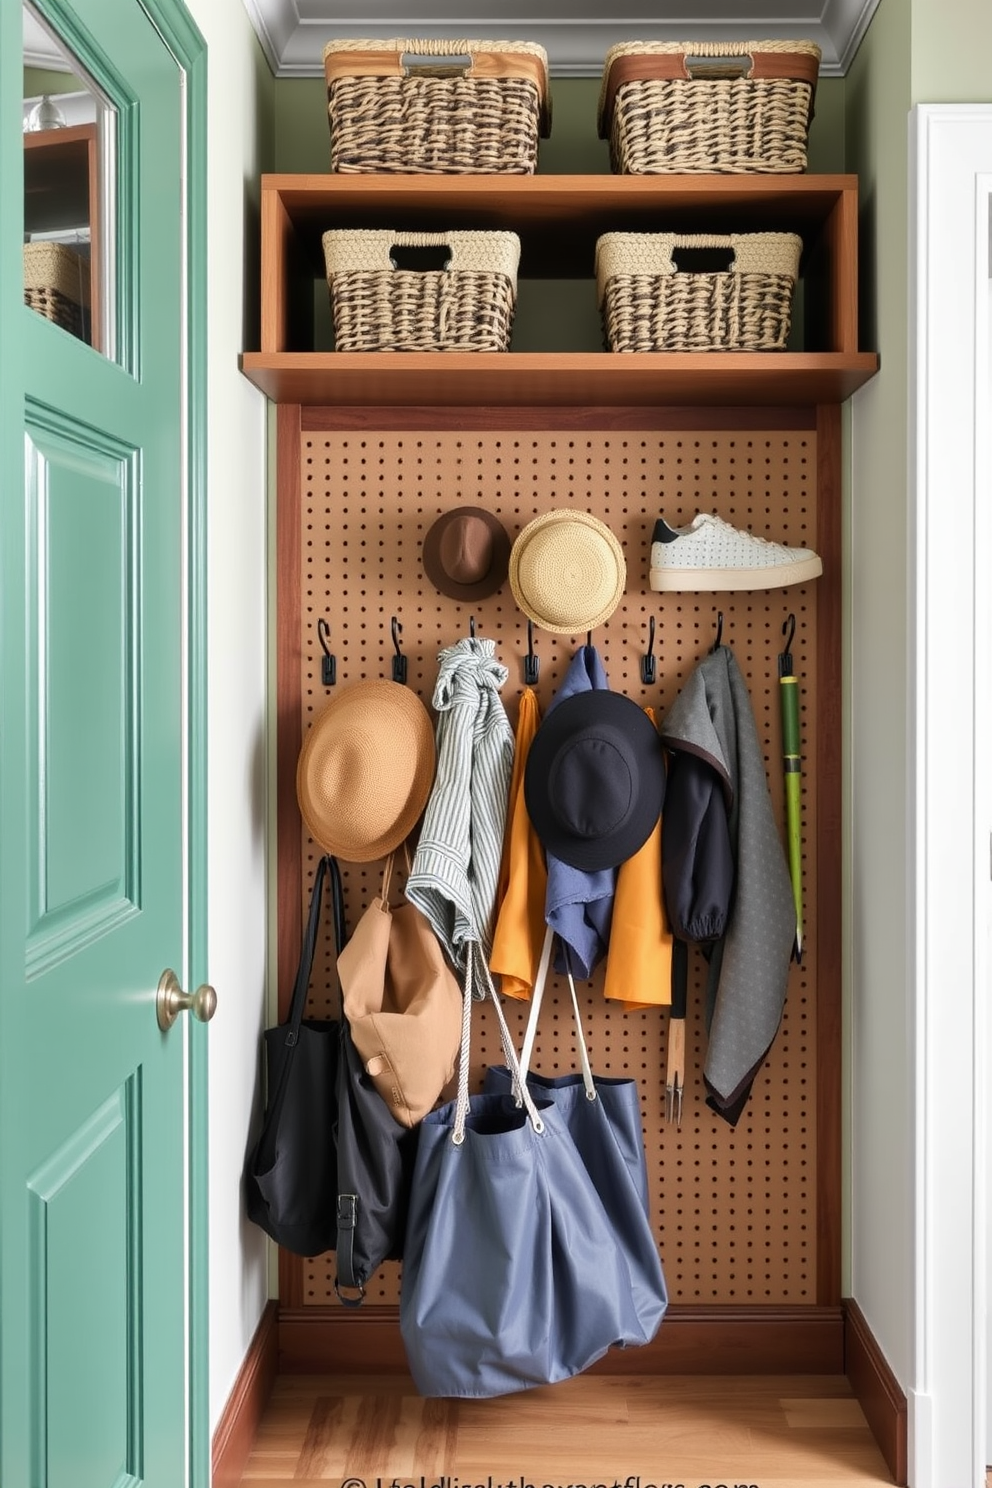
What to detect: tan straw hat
<box><xmin>296</xmin><ymin>681</ymin><xmax>436</xmax><ymax>862</ymax></box>
<box><xmin>509</xmin><ymin>509</ymin><xmax>626</xmax><ymax>634</ymax></box>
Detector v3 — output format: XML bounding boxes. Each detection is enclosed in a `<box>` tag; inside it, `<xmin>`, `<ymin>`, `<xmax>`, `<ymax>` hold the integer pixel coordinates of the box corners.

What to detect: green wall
<box><xmin>911</xmin><ymin>0</ymin><xmax>992</xmax><ymax>100</ymax></box>
<box><xmin>23</xmin><ymin>67</ymin><xmax>79</xmax><ymax>96</ymax></box>
<box><xmin>273</xmin><ymin>74</ymin><xmax>847</xmax><ymax>175</ymax></box>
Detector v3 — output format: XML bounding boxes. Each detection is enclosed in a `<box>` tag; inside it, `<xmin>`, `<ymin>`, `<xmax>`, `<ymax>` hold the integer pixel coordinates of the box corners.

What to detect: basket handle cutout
<box><xmin>389</xmin><ymin>242</ymin><xmax>453</xmax><ymax>273</ymax></box>
<box><xmin>671</xmin><ymin>245</ymin><xmax>736</xmax><ymax>275</ymax></box>
<box><xmin>401</xmin><ymin>52</ymin><xmax>472</xmax><ymax>78</ymax></box>
<box><xmin>683</xmin><ymin>54</ymin><xmax>754</xmax><ymax>80</ymax></box>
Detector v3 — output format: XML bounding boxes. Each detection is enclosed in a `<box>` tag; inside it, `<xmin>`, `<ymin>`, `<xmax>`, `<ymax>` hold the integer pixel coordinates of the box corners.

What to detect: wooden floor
<box><xmin>239</xmin><ymin>1373</ymin><xmax>897</xmax><ymax>1487</ymax></box>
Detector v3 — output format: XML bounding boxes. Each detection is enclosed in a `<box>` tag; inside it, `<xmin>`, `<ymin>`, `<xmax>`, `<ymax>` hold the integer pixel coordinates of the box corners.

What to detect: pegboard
<box><xmin>286</xmin><ymin>415</ymin><xmax>831</xmax><ymax>1315</ymax></box>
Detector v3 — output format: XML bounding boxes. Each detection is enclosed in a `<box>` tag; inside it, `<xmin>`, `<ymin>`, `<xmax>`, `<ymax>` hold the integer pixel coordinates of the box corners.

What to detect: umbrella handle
<box><xmin>779</xmin><ymin>672</ymin><xmax>804</xmax><ymax>957</ymax></box>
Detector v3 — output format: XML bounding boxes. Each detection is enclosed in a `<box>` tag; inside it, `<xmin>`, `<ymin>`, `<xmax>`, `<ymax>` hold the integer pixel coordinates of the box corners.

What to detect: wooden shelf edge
<box><xmin>261</xmin><ymin>170</ymin><xmax>862</xmax><ymax>203</ymax></box>
<box><xmin>239</xmin><ymin>350</ymin><xmax>879</xmax><ymax>408</ymax></box>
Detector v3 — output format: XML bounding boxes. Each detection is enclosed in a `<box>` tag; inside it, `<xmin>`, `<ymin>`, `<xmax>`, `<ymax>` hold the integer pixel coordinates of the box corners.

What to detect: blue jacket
<box><xmin>543</xmin><ymin>645</ymin><xmax>616</xmax><ymax>980</ymax></box>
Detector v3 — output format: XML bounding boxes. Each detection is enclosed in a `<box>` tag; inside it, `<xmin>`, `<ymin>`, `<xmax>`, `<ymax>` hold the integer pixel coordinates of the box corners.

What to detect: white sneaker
<box><xmin>649</xmin><ymin>513</ymin><xmax>823</xmax><ymax>592</ymax></box>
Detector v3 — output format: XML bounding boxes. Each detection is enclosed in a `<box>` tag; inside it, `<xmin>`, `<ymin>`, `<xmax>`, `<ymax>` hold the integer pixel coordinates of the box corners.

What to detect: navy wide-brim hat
<box><xmin>524</xmin><ymin>690</ymin><xmax>666</xmax><ymax>872</ymax></box>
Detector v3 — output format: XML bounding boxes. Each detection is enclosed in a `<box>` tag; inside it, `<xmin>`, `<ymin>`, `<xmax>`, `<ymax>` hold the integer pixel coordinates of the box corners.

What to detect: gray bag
<box><xmin>399</xmin><ymin>943</ymin><xmax>644</xmax><ymax>1398</ymax></box>
<box><xmin>484</xmin><ymin>927</ymin><xmax>667</xmax><ymax>1346</ymax></box>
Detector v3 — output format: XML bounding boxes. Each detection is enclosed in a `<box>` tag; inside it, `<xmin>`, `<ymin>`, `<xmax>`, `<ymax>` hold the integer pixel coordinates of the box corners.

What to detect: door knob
<box><xmin>157</xmin><ymin>969</ymin><xmax>217</xmax><ymax>1031</ymax></box>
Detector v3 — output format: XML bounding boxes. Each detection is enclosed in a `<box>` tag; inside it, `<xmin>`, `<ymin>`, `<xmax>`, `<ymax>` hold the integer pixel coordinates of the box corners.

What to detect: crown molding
<box><xmin>23</xmin><ymin>10</ymin><xmax>74</xmax><ymax>71</ymax></box>
<box><xmin>241</xmin><ymin>1</ymin><xmax>882</xmax><ymax>79</ymax></box>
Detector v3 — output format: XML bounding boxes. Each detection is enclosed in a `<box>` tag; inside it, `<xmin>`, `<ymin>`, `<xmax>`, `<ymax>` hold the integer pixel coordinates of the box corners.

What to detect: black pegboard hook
<box><xmin>317</xmin><ymin>618</ymin><xmax>336</xmax><ymax>686</ymax></box>
<box><xmin>640</xmin><ymin>615</ymin><xmax>657</xmax><ymax>685</ymax></box>
<box><xmin>524</xmin><ymin>618</ymin><xmax>540</xmax><ymax>685</ymax></box>
<box><xmin>391</xmin><ymin>615</ymin><xmax>407</xmax><ymax>684</ymax></box>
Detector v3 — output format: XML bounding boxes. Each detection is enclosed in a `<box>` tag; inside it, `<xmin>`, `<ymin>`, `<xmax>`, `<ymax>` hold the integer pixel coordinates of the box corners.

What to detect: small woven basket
<box><xmin>595</xmin><ymin>232</ymin><xmax>802</xmax><ymax>352</ymax></box>
<box><xmin>323</xmin><ymin>38</ymin><xmax>550</xmax><ymax>174</ymax></box>
<box><xmin>23</xmin><ymin>242</ymin><xmax>90</xmax><ymax>340</ymax></box>
<box><xmin>598</xmin><ymin>40</ymin><xmax>820</xmax><ymax>174</ymax></box>
<box><xmin>323</xmin><ymin>229</ymin><xmax>521</xmax><ymax>352</ymax></box>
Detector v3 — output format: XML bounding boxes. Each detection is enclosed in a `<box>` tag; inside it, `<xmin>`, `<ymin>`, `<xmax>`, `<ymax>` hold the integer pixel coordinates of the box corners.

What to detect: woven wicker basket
<box><xmin>595</xmin><ymin>232</ymin><xmax>802</xmax><ymax>352</ymax></box>
<box><xmin>23</xmin><ymin>242</ymin><xmax>90</xmax><ymax>340</ymax></box>
<box><xmin>323</xmin><ymin>38</ymin><xmax>550</xmax><ymax>174</ymax></box>
<box><xmin>323</xmin><ymin>229</ymin><xmax>521</xmax><ymax>352</ymax></box>
<box><xmin>598</xmin><ymin>40</ymin><xmax>820</xmax><ymax>174</ymax></box>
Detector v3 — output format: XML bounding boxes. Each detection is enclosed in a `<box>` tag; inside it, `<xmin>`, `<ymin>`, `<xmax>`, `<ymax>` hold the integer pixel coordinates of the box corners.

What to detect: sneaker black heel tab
<box><xmin>652</xmin><ymin>517</ymin><xmax>679</xmax><ymax>544</ymax></box>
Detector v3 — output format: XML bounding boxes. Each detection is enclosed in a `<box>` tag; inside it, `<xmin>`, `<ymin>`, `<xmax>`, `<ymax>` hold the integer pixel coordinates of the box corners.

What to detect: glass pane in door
<box><xmin>22</xmin><ymin>1</ymin><xmax>115</xmax><ymax>356</ymax></box>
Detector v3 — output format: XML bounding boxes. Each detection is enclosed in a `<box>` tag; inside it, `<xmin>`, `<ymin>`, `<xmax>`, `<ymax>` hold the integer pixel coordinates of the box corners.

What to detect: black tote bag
<box><xmin>245</xmin><ymin>854</ymin><xmax>417</xmax><ymax>1293</ymax></box>
<box><xmin>244</xmin><ymin>854</ymin><xmax>342</xmax><ymax>1256</ymax></box>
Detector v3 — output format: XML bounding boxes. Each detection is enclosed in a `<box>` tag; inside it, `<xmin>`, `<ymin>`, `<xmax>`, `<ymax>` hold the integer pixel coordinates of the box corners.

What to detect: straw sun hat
<box><xmin>509</xmin><ymin>510</ymin><xmax>626</xmax><ymax>634</ymax></box>
<box><xmin>296</xmin><ymin>680</ymin><xmax>436</xmax><ymax>862</ymax></box>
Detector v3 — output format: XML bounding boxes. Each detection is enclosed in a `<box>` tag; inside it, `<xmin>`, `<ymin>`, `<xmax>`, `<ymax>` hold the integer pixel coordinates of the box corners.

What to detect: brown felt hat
<box><xmin>296</xmin><ymin>680</ymin><xmax>436</xmax><ymax>863</ymax></box>
<box><xmin>422</xmin><ymin>506</ymin><xmax>511</xmax><ymax>601</ymax></box>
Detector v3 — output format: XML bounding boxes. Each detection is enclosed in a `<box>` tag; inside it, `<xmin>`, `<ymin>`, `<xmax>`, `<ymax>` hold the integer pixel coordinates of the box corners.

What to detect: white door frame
<box><xmin>909</xmin><ymin>102</ymin><xmax>992</xmax><ymax>1488</ymax></box>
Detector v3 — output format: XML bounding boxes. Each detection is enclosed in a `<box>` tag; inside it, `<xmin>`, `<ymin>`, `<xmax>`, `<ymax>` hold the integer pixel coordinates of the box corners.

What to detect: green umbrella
<box><xmin>778</xmin><ymin>615</ymin><xmax>803</xmax><ymax>964</ymax></box>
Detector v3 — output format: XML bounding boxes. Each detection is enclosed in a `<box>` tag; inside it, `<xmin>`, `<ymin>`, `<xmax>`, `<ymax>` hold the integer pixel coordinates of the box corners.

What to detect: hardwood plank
<box><xmin>237</xmin><ymin>1374</ymin><xmax>895</xmax><ymax>1487</ymax></box>
<box><xmin>296</xmin><ymin>1396</ymin><xmax>346</xmax><ymax>1478</ymax></box>
<box><xmin>782</xmin><ymin>1398</ymin><xmax>872</xmax><ymax>1427</ymax></box>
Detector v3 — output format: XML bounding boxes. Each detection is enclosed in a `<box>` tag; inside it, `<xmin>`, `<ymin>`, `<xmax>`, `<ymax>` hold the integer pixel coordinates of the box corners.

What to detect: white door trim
<box><xmin>909</xmin><ymin>102</ymin><xmax>992</xmax><ymax>1488</ymax></box>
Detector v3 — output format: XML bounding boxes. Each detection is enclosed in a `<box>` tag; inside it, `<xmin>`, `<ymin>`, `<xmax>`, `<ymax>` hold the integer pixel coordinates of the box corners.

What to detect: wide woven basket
<box><xmin>323</xmin><ymin>37</ymin><xmax>550</xmax><ymax>174</ymax></box>
<box><xmin>598</xmin><ymin>40</ymin><xmax>820</xmax><ymax>174</ymax></box>
<box><xmin>595</xmin><ymin>232</ymin><xmax>803</xmax><ymax>352</ymax></box>
<box><xmin>23</xmin><ymin>242</ymin><xmax>90</xmax><ymax>340</ymax></box>
<box><xmin>323</xmin><ymin>229</ymin><xmax>521</xmax><ymax>352</ymax></box>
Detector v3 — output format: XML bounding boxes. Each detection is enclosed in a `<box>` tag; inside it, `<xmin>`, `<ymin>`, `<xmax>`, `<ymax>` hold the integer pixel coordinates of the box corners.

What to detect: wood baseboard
<box><xmin>278</xmin><ymin>1302</ymin><xmax>845</xmax><ymax>1375</ymax></box>
<box><xmin>212</xmin><ymin>1300</ymin><xmax>279</xmax><ymax>1488</ymax></box>
<box><xmin>843</xmin><ymin>1296</ymin><xmax>908</xmax><ymax>1486</ymax></box>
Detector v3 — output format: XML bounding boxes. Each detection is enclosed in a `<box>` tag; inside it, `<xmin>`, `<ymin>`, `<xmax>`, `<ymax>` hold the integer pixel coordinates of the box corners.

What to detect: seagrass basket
<box><xmin>23</xmin><ymin>242</ymin><xmax>90</xmax><ymax>340</ymax></box>
<box><xmin>595</xmin><ymin>232</ymin><xmax>802</xmax><ymax>352</ymax></box>
<box><xmin>597</xmin><ymin>40</ymin><xmax>820</xmax><ymax>174</ymax></box>
<box><xmin>323</xmin><ymin>38</ymin><xmax>550</xmax><ymax>174</ymax></box>
<box><xmin>322</xmin><ymin>229</ymin><xmax>521</xmax><ymax>352</ymax></box>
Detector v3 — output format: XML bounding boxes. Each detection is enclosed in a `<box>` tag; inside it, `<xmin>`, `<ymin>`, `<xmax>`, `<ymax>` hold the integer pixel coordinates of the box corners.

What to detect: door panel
<box><xmin>2</xmin><ymin>2</ymin><xmax>206</xmax><ymax>1484</ymax></box>
<box><xmin>27</xmin><ymin>1081</ymin><xmax>141</xmax><ymax>1488</ymax></box>
<box><xmin>25</xmin><ymin>405</ymin><xmax>140</xmax><ymax>966</ymax></box>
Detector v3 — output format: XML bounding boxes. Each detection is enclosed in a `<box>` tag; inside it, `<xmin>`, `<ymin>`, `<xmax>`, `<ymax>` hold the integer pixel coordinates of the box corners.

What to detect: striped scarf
<box><xmin>406</xmin><ymin>637</ymin><xmax>514</xmax><ymax>974</ymax></box>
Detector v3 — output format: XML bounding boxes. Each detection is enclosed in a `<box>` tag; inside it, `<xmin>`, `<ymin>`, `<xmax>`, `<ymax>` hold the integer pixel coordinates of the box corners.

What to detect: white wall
<box><xmin>844</xmin><ymin>0</ymin><xmax>913</xmax><ymax>1386</ymax></box>
<box><xmin>845</xmin><ymin>3</ymin><xmax>992</xmax><ymax>1482</ymax></box>
<box><xmin>183</xmin><ymin>0</ymin><xmax>274</xmax><ymax>1433</ymax></box>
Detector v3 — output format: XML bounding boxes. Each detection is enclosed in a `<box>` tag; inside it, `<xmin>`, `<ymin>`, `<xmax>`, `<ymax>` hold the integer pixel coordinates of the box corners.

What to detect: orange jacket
<box><xmin>490</xmin><ymin>688</ymin><xmax>548</xmax><ymax>1000</ymax></box>
<box><xmin>603</xmin><ymin>706</ymin><xmax>673</xmax><ymax>1010</ymax></box>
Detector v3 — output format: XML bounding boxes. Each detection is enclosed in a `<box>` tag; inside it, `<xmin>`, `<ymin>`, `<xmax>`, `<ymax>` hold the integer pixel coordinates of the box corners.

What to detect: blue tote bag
<box><xmin>399</xmin><ymin>943</ymin><xmax>643</xmax><ymax>1398</ymax></box>
<box><xmin>484</xmin><ymin>927</ymin><xmax>668</xmax><ymax>1347</ymax></box>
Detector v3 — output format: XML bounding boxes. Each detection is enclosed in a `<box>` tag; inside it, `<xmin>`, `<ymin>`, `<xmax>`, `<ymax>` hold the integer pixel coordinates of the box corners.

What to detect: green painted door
<box><xmin>1</xmin><ymin>2</ymin><xmax>208</xmax><ymax>1485</ymax></box>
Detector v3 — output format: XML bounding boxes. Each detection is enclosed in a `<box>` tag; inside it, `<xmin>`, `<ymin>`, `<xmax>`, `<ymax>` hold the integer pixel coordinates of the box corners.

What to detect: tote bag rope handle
<box><xmin>452</xmin><ymin>942</ymin><xmax>544</xmax><ymax>1145</ymax></box>
<box><xmin>519</xmin><ymin>926</ymin><xmax>596</xmax><ymax>1102</ymax></box>
<box><xmin>378</xmin><ymin>840</ymin><xmax>416</xmax><ymax>909</ymax></box>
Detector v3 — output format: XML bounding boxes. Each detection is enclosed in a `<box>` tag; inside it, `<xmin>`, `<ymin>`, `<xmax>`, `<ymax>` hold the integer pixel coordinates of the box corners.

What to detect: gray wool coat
<box><xmin>659</xmin><ymin>644</ymin><xmax>797</xmax><ymax>1123</ymax></box>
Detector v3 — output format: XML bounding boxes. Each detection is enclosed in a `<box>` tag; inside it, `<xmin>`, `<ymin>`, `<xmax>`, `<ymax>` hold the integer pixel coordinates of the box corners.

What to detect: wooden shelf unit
<box><xmin>240</xmin><ymin>172</ymin><xmax>877</xmax><ymax>408</ymax></box>
<box><xmin>255</xmin><ymin>165</ymin><xmax>873</xmax><ymax>1383</ymax></box>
